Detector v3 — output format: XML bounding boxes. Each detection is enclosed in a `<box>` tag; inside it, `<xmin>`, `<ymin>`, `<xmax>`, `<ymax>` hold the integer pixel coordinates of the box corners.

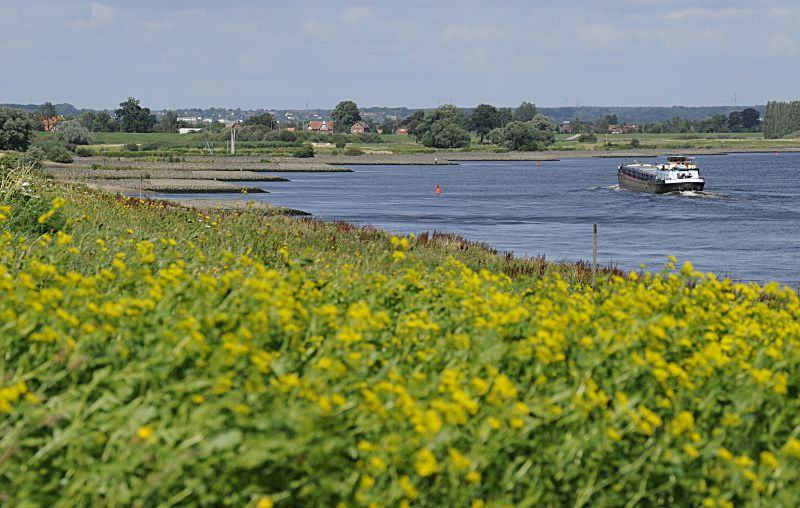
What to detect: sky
<box><xmin>2</xmin><ymin>0</ymin><xmax>799</xmax><ymax>110</ymax></box>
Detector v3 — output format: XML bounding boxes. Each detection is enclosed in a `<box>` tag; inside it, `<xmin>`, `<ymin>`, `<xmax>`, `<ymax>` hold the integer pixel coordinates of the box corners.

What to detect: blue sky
<box><xmin>2</xmin><ymin>0</ymin><xmax>798</xmax><ymax>109</ymax></box>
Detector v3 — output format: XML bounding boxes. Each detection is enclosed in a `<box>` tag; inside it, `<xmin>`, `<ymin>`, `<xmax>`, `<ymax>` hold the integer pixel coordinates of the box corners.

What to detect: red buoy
<box><xmin>435</xmin><ymin>184</ymin><xmax>442</xmax><ymax>195</ymax></box>
<box><xmin>536</xmin><ymin>160</ymin><xmax>541</xmax><ymax>167</ymax></box>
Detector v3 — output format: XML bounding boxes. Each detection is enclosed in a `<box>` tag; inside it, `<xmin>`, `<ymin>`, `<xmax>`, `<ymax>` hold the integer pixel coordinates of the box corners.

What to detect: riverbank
<box><xmin>4</xmin><ymin>176</ymin><xmax>800</xmax><ymax>505</ymax></box>
<box><xmin>41</xmin><ymin>146</ymin><xmax>800</xmax><ymax>195</ymax></box>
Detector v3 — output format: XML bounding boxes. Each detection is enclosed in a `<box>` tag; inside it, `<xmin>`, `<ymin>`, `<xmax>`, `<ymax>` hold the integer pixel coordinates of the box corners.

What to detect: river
<box><xmin>170</xmin><ymin>152</ymin><xmax>800</xmax><ymax>285</ymax></box>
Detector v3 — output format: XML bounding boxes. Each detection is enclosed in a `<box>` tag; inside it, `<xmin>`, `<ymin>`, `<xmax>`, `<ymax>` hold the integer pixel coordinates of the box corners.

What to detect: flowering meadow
<box><xmin>2</xmin><ymin>172</ymin><xmax>800</xmax><ymax>506</ymax></box>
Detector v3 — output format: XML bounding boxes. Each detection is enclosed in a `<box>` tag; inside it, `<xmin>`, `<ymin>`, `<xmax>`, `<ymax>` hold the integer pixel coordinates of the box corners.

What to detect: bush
<box><xmin>75</xmin><ymin>147</ymin><xmax>94</xmax><ymax>157</ymax></box>
<box><xmin>0</xmin><ymin>151</ymin><xmax>20</xmax><ymax>172</ymax></box>
<box><xmin>53</xmin><ymin>120</ymin><xmax>93</xmax><ymax>145</ymax></box>
<box><xmin>578</xmin><ymin>132</ymin><xmax>597</xmax><ymax>143</ymax></box>
<box><xmin>630</xmin><ymin>138</ymin><xmax>641</xmax><ymax>148</ymax></box>
<box><xmin>353</xmin><ymin>133</ymin><xmax>382</xmax><ymax>144</ymax></box>
<box><xmin>292</xmin><ymin>144</ymin><xmax>314</xmax><ymax>158</ymax></box>
<box><xmin>0</xmin><ymin>108</ymin><xmax>37</xmax><ymax>151</ymax></box>
<box><xmin>344</xmin><ymin>146</ymin><xmax>365</xmax><ymax>156</ymax></box>
<box><xmin>264</xmin><ymin>129</ymin><xmax>298</xmax><ymax>143</ymax></box>
<box><xmin>45</xmin><ymin>146</ymin><xmax>74</xmax><ymax>163</ymax></box>
<box><xmin>123</xmin><ymin>143</ymin><xmax>140</xmax><ymax>152</ymax></box>
<box><xmin>20</xmin><ymin>146</ymin><xmax>45</xmax><ymax>169</ymax></box>
<box><xmin>335</xmin><ymin>141</ymin><xmax>346</xmax><ymax>149</ymax></box>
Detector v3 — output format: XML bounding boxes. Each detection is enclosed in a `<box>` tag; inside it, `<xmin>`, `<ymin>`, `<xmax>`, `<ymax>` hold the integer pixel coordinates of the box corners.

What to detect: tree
<box><xmin>380</xmin><ymin>117</ymin><xmax>399</xmax><ymax>134</ymax></box>
<box><xmin>155</xmin><ymin>111</ymin><xmax>179</xmax><ymax>133</ymax></box>
<box><xmin>79</xmin><ymin>111</ymin><xmax>96</xmax><ymax>130</ymax></box>
<box><xmin>420</xmin><ymin>119</ymin><xmax>470</xmax><ymax>149</ymax></box>
<box><xmin>764</xmin><ymin>101</ymin><xmax>800</xmax><ymax>139</ymax></box>
<box><xmin>496</xmin><ymin>108</ymin><xmax>513</xmax><ymax>127</ymax></box>
<box><xmin>468</xmin><ymin>104</ymin><xmax>504</xmax><ymax>143</ymax></box>
<box><xmin>530</xmin><ymin>114</ymin><xmax>556</xmax><ymax>134</ymax></box>
<box><xmin>92</xmin><ymin>111</ymin><xmax>116</xmax><ymax>132</ymax></box>
<box><xmin>0</xmin><ymin>108</ymin><xmax>37</xmax><ymax>151</ymax></box>
<box><xmin>404</xmin><ymin>110</ymin><xmax>426</xmax><ymax>141</ymax></box>
<box><xmin>740</xmin><ymin>108</ymin><xmax>760</xmax><ymax>130</ymax></box>
<box><xmin>500</xmin><ymin>121</ymin><xmax>540</xmax><ymax>151</ymax></box>
<box><xmin>40</xmin><ymin>102</ymin><xmax>58</xmax><ymax>118</ymax></box>
<box><xmin>513</xmin><ymin>102</ymin><xmax>537</xmax><ymax>122</ymax></box>
<box><xmin>331</xmin><ymin>100</ymin><xmax>361</xmax><ymax>133</ymax></box>
<box><xmin>418</xmin><ymin>105</ymin><xmax>466</xmax><ymax>134</ymax></box>
<box><xmin>115</xmin><ymin>97</ymin><xmax>156</xmax><ymax>133</ymax></box>
<box><xmin>493</xmin><ymin>119</ymin><xmax>557</xmax><ymax>151</ymax></box>
<box><xmin>243</xmin><ymin>112</ymin><xmax>278</xmax><ymax>130</ymax></box>
<box><xmin>727</xmin><ymin>111</ymin><xmax>744</xmax><ymax>132</ymax></box>
<box><xmin>54</xmin><ymin>119</ymin><xmax>93</xmax><ymax>145</ymax></box>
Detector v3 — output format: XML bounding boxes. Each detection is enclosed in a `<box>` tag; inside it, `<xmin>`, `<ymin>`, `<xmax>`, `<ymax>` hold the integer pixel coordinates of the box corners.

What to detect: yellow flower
<box><xmin>414</xmin><ymin>448</ymin><xmax>440</xmax><ymax>477</ymax></box>
<box><xmin>606</xmin><ymin>428</ymin><xmax>623</xmax><ymax>442</ymax></box>
<box><xmin>448</xmin><ymin>448</ymin><xmax>471</xmax><ymax>471</ymax></box>
<box><xmin>136</xmin><ymin>425</ymin><xmax>154</xmax><ymax>441</ymax></box>
<box><xmin>760</xmin><ymin>451</ymin><xmax>779</xmax><ymax>470</ymax></box>
<box><xmin>256</xmin><ymin>497</ymin><xmax>274</xmax><ymax>508</ymax></box>
<box><xmin>466</xmin><ymin>471</ymin><xmax>481</xmax><ymax>484</ymax></box>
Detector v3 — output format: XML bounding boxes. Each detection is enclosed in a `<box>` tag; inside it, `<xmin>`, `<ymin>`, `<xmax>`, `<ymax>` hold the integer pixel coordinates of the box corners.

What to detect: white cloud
<box><xmin>767</xmin><ymin>35</ymin><xmax>798</xmax><ymax>55</ymax></box>
<box><xmin>661</xmin><ymin>7</ymin><xmax>751</xmax><ymax>20</ymax></box>
<box><xmin>85</xmin><ymin>1</ymin><xmax>115</xmax><ymax>27</ymax></box>
<box><xmin>341</xmin><ymin>6</ymin><xmax>375</xmax><ymax>24</ymax></box>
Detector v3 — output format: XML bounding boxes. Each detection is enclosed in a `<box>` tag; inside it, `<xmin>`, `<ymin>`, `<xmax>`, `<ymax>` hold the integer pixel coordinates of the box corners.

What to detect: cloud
<box><xmin>767</xmin><ymin>35</ymin><xmax>798</xmax><ymax>55</ymax></box>
<box><xmin>341</xmin><ymin>6</ymin><xmax>375</xmax><ymax>24</ymax></box>
<box><xmin>661</xmin><ymin>7</ymin><xmax>751</xmax><ymax>20</ymax></box>
<box><xmin>84</xmin><ymin>1</ymin><xmax>115</xmax><ymax>27</ymax></box>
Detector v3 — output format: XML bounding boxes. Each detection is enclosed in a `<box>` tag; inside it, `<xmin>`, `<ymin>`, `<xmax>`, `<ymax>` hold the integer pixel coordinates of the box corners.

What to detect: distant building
<box><xmin>178</xmin><ymin>116</ymin><xmax>201</xmax><ymax>123</ymax></box>
<box><xmin>286</xmin><ymin>127</ymin><xmax>296</xmax><ymax>132</ymax></box>
<box><xmin>178</xmin><ymin>127</ymin><xmax>203</xmax><ymax>134</ymax></box>
<box><xmin>622</xmin><ymin>124</ymin><xmax>638</xmax><ymax>133</ymax></box>
<box><xmin>308</xmin><ymin>120</ymin><xmax>334</xmax><ymax>133</ymax></box>
<box><xmin>350</xmin><ymin>121</ymin><xmax>369</xmax><ymax>134</ymax></box>
<box><xmin>396</xmin><ymin>127</ymin><xmax>408</xmax><ymax>135</ymax></box>
<box><xmin>608</xmin><ymin>124</ymin><xmax>623</xmax><ymax>134</ymax></box>
<box><xmin>560</xmin><ymin>121</ymin><xmax>572</xmax><ymax>134</ymax></box>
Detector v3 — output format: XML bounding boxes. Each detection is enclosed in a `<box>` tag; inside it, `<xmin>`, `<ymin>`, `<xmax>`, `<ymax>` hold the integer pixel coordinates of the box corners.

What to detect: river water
<box><xmin>175</xmin><ymin>152</ymin><xmax>800</xmax><ymax>285</ymax></box>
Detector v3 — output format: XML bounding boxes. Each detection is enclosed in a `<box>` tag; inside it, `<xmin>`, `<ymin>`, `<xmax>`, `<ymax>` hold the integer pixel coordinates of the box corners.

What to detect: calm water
<box><xmin>175</xmin><ymin>152</ymin><xmax>800</xmax><ymax>285</ymax></box>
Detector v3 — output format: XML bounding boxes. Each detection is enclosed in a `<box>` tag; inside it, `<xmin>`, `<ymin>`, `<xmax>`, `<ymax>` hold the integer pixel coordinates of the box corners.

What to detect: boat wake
<box><xmin>589</xmin><ymin>185</ymin><xmax>621</xmax><ymax>191</ymax></box>
<box><xmin>668</xmin><ymin>190</ymin><xmax>727</xmax><ymax>199</ymax></box>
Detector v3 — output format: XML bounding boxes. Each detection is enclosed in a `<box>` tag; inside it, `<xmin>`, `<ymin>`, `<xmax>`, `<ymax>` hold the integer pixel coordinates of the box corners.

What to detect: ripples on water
<box><xmin>170</xmin><ymin>153</ymin><xmax>800</xmax><ymax>285</ymax></box>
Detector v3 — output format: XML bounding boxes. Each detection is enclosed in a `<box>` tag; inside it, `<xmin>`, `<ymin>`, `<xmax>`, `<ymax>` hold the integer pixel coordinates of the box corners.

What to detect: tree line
<box><xmin>764</xmin><ymin>101</ymin><xmax>800</xmax><ymax>139</ymax></box>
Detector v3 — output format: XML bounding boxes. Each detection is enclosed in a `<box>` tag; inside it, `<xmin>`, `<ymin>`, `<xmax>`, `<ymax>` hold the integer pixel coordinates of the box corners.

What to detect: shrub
<box><xmin>353</xmin><ymin>133</ymin><xmax>382</xmax><ymax>144</ymax></box>
<box><xmin>0</xmin><ymin>108</ymin><xmax>37</xmax><ymax>151</ymax></box>
<box><xmin>344</xmin><ymin>146</ymin><xmax>365</xmax><ymax>156</ymax></box>
<box><xmin>292</xmin><ymin>144</ymin><xmax>314</xmax><ymax>158</ymax></box>
<box><xmin>32</xmin><ymin>140</ymin><xmax>75</xmax><ymax>163</ymax></box>
<box><xmin>20</xmin><ymin>146</ymin><xmax>45</xmax><ymax>169</ymax></box>
<box><xmin>0</xmin><ymin>151</ymin><xmax>21</xmax><ymax>172</ymax></box>
<box><xmin>123</xmin><ymin>143</ymin><xmax>140</xmax><ymax>152</ymax></box>
<box><xmin>264</xmin><ymin>130</ymin><xmax>298</xmax><ymax>143</ymax></box>
<box><xmin>336</xmin><ymin>141</ymin><xmax>346</xmax><ymax>149</ymax></box>
<box><xmin>578</xmin><ymin>132</ymin><xmax>597</xmax><ymax>143</ymax></box>
<box><xmin>45</xmin><ymin>145</ymin><xmax>74</xmax><ymax>163</ymax></box>
<box><xmin>75</xmin><ymin>147</ymin><xmax>94</xmax><ymax>157</ymax></box>
<box><xmin>53</xmin><ymin>120</ymin><xmax>93</xmax><ymax>145</ymax></box>
<box><xmin>630</xmin><ymin>138</ymin><xmax>641</xmax><ymax>148</ymax></box>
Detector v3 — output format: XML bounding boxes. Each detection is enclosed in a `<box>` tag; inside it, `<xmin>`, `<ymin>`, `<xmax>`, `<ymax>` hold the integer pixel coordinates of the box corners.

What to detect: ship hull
<box><xmin>618</xmin><ymin>172</ymin><xmax>704</xmax><ymax>194</ymax></box>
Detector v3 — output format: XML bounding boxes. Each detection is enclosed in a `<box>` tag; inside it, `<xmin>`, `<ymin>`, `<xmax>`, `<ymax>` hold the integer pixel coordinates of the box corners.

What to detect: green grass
<box><xmin>36</xmin><ymin>130</ymin><xmax>800</xmax><ymax>159</ymax></box>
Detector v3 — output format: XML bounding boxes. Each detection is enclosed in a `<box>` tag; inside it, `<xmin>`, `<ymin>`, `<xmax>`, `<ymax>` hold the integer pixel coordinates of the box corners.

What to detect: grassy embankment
<box><xmin>3</xmin><ymin>166</ymin><xmax>800</xmax><ymax>505</ymax></box>
<box><xmin>38</xmin><ymin>130</ymin><xmax>800</xmax><ymax>160</ymax></box>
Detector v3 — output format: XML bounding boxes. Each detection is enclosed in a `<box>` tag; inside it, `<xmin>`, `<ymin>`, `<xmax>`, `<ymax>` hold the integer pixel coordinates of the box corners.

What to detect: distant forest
<box><xmin>1</xmin><ymin>102</ymin><xmax>766</xmax><ymax>126</ymax></box>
